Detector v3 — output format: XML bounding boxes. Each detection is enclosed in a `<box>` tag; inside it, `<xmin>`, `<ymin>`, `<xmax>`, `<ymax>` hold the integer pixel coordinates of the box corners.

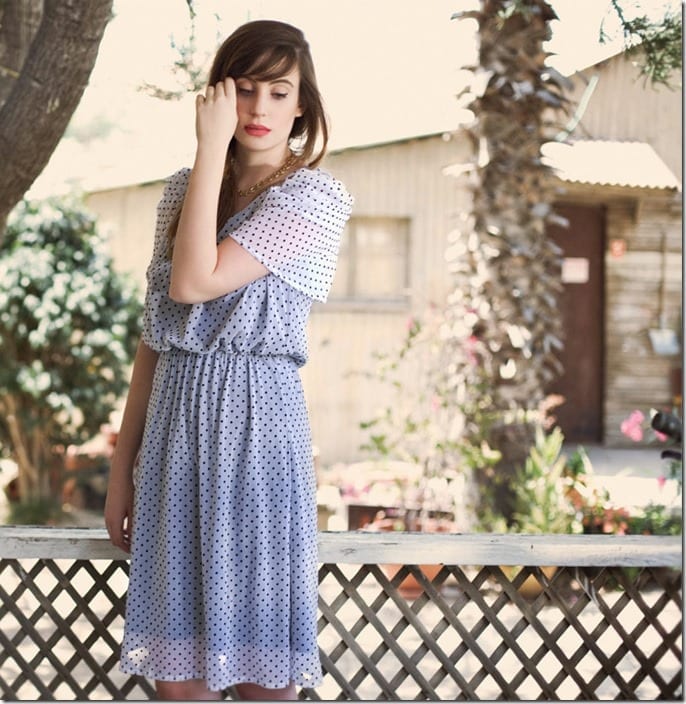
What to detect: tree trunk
<box><xmin>0</xmin><ymin>393</ymin><xmax>57</xmax><ymax>504</ymax></box>
<box><xmin>452</xmin><ymin>0</ymin><xmax>567</xmax><ymax>524</ymax></box>
<box><xmin>0</xmin><ymin>0</ymin><xmax>43</xmax><ymax>106</ymax></box>
<box><xmin>0</xmin><ymin>0</ymin><xmax>113</xmax><ymax>237</ymax></box>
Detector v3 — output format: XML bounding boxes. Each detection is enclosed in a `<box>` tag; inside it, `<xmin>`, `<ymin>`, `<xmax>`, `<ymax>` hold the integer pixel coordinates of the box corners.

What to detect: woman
<box><xmin>105</xmin><ymin>20</ymin><xmax>352</xmax><ymax>701</ymax></box>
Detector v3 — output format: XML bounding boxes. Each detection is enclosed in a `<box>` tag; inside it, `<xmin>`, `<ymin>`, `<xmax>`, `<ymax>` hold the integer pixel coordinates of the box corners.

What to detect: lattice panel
<box><xmin>310</xmin><ymin>564</ymin><xmax>682</xmax><ymax>701</ymax></box>
<box><xmin>0</xmin><ymin>559</ymin><xmax>682</xmax><ymax>700</ymax></box>
<box><xmin>0</xmin><ymin>558</ymin><xmax>154</xmax><ymax>701</ymax></box>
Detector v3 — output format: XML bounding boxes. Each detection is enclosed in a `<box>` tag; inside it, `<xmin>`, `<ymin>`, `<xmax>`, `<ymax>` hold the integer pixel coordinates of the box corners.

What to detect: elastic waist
<box><xmin>161</xmin><ymin>346</ymin><xmax>299</xmax><ymax>367</ymax></box>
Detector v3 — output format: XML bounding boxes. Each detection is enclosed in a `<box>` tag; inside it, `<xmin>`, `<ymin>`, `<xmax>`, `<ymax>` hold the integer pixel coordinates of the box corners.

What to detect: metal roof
<box><xmin>541</xmin><ymin>140</ymin><xmax>681</xmax><ymax>191</ymax></box>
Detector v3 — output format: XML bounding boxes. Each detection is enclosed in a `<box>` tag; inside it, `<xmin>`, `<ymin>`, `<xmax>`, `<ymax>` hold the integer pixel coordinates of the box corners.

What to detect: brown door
<box><xmin>546</xmin><ymin>203</ymin><xmax>605</xmax><ymax>443</ymax></box>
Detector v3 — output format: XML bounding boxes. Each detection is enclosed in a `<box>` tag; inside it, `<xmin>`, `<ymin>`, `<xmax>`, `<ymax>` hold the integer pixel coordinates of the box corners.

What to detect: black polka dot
<box><xmin>119</xmin><ymin>166</ymin><xmax>353</xmax><ymax>691</ymax></box>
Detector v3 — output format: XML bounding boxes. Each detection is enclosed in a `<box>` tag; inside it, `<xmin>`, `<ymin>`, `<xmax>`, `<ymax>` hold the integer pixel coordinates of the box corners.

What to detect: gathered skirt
<box><xmin>119</xmin><ymin>348</ymin><xmax>322</xmax><ymax>691</ymax></box>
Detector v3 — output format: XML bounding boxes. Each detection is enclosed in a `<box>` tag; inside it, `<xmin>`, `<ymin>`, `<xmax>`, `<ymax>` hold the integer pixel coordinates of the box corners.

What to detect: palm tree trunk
<box><xmin>452</xmin><ymin>0</ymin><xmax>568</xmax><ymax>523</ymax></box>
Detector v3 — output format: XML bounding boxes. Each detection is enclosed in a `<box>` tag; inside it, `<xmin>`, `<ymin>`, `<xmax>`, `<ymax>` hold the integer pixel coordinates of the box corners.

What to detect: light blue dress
<box><xmin>119</xmin><ymin>166</ymin><xmax>352</xmax><ymax>691</ymax></box>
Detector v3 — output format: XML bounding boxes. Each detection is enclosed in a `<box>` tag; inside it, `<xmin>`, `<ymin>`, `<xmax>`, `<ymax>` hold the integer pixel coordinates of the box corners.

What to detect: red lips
<box><xmin>245</xmin><ymin>124</ymin><xmax>271</xmax><ymax>136</ymax></box>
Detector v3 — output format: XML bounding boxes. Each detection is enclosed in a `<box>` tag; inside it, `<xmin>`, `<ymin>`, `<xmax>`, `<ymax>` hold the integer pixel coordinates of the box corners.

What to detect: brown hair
<box><xmin>166</xmin><ymin>20</ymin><xmax>328</xmax><ymax>251</ymax></box>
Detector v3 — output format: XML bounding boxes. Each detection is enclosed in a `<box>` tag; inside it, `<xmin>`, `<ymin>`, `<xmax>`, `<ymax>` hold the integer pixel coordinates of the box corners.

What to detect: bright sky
<box><xmin>30</xmin><ymin>0</ymin><xmax>680</xmax><ymax>196</ymax></box>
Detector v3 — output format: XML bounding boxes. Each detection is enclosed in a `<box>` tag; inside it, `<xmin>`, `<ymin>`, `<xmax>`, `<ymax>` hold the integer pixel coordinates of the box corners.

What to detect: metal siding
<box><xmin>84</xmin><ymin>127</ymin><xmax>681</xmax><ymax>461</ymax></box>
<box><xmin>301</xmin><ymin>136</ymin><xmax>472</xmax><ymax>462</ymax></box>
<box><xmin>566</xmin><ymin>54</ymin><xmax>681</xmax><ymax>179</ymax></box>
<box><xmin>323</xmin><ymin>135</ymin><xmax>472</xmax><ymax>308</ymax></box>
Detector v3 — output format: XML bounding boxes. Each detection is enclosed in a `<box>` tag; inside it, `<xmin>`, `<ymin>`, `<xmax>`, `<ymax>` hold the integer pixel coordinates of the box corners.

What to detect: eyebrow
<box><xmin>238</xmin><ymin>76</ymin><xmax>295</xmax><ymax>88</ymax></box>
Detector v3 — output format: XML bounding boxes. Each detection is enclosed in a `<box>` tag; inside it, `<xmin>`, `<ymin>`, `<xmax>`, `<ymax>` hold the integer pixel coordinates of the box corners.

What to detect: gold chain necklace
<box><xmin>235</xmin><ymin>152</ymin><xmax>300</xmax><ymax>197</ymax></box>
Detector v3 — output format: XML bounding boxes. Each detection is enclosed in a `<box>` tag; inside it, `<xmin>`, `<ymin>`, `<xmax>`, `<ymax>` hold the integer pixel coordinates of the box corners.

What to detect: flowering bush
<box><xmin>356</xmin><ymin>300</ymin><xmax>568</xmax><ymax>532</ymax></box>
<box><xmin>620</xmin><ymin>409</ymin><xmax>667</xmax><ymax>443</ymax></box>
<box><xmin>0</xmin><ymin>198</ymin><xmax>142</xmax><ymax>510</ymax></box>
<box><xmin>617</xmin><ymin>408</ymin><xmax>682</xmax><ymax>535</ymax></box>
<box><xmin>620</xmin><ymin>407</ymin><xmax>682</xmax><ymax>493</ymax></box>
<box><xmin>356</xmin><ymin>305</ymin><xmax>502</xmax><ymax>531</ymax></box>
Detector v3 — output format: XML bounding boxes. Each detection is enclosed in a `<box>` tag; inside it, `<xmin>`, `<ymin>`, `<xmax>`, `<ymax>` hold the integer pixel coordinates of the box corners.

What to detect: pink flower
<box><xmin>621</xmin><ymin>410</ymin><xmax>645</xmax><ymax>442</ymax></box>
<box><xmin>654</xmin><ymin>430</ymin><xmax>668</xmax><ymax>442</ymax></box>
<box><xmin>657</xmin><ymin>475</ymin><xmax>667</xmax><ymax>489</ymax></box>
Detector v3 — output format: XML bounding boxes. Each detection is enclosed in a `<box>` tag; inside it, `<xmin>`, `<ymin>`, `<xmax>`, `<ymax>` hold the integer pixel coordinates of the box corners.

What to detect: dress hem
<box><xmin>119</xmin><ymin>661</ymin><xmax>323</xmax><ymax>692</ymax></box>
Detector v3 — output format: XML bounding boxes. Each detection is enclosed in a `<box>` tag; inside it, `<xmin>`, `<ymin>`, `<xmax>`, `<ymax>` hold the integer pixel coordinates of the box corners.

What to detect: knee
<box><xmin>155</xmin><ymin>679</ymin><xmax>221</xmax><ymax>701</ymax></box>
<box><xmin>234</xmin><ymin>681</ymin><xmax>297</xmax><ymax>700</ymax></box>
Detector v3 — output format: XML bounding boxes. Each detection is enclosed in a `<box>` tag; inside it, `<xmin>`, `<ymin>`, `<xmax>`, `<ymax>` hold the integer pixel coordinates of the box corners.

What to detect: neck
<box><xmin>231</xmin><ymin>146</ymin><xmax>300</xmax><ymax>200</ymax></box>
<box><xmin>233</xmin><ymin>144</ymin><xmax>291</xmax><ymax>175</ymax></box>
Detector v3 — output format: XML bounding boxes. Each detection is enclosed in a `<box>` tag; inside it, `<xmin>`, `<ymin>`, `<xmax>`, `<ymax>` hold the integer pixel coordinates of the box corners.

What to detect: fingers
<box><xmin>200</xmin><ymin>78</ymin><xmax>235</xmax><ymax>103</ymax></box>
<box><xmin>195</xmin><ymin>78</ymin><xmax>237</xmax><ymax>147</ymax></box>
<box><xmin>106</xmin><ymin>527</ymin><xmax>127</xmax><ymax>553</ymax></box>
<box><xmin>107</xmin><ymin>529</ymin><xmax>130</xmax><ymax>553</ymax></box>
<box><xmin>106</xmin><ymin>513</ymin><xmax>132</xmax><ymax>554</ymax></box>
<box><xmin>222</xmin><ymin>76</ymin><xmax>235</xmax><ymax>96</ymax></box>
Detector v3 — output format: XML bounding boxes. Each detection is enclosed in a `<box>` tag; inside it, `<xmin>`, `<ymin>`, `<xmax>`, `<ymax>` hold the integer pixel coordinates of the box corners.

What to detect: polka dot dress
<box><xmin>119</xmin><ymin>166</ymin><xmax>353</xmax><ymax>692</ymax></box>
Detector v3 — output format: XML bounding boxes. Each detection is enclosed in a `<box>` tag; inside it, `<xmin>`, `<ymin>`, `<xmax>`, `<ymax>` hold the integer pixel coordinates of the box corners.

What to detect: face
<box><xmin>233</xmin><ymin>67</ymin><xmax>303</xmax><ymax>157</ymax></box>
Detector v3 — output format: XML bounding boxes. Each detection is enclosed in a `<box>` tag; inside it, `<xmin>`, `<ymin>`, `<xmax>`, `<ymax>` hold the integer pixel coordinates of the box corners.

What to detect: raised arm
<box><xmin>168</xmin><ymin>78</ymin><xmax>268</xmax><ymax>304</ymax></box>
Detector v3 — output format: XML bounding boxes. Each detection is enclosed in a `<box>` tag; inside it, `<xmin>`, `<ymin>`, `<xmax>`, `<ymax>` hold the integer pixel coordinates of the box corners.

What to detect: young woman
<box><xmin>104</xmin><ymin>20</ymin><xmax>352</xmax><ymax>701</ymax></box>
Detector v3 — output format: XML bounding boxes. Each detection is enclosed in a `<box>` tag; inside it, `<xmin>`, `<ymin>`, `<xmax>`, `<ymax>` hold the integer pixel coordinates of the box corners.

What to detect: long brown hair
<box><xmin>166</xmin><ymin>20</ymin><xmax>329</xmax><ymax>251</ymax></box>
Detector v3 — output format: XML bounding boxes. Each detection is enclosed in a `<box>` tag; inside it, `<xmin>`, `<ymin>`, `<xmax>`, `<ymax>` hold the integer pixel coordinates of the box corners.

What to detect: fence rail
<box><xmin>0</xmin><ymin>528</ymin><xmax>682</xmax><ymax>700</ymax></box>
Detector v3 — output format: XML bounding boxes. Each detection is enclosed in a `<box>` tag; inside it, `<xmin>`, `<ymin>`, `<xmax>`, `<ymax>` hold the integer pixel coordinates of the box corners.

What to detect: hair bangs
<box><xmin>233</xmin><ymin>46</ymin><xmax>299</xmax><ymax>82</ymax></box>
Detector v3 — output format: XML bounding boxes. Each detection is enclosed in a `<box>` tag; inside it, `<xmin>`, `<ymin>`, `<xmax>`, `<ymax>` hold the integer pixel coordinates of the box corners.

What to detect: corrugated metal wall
<box><xmin>86</xmin><ymin>100</ymin><xmax>680</xmax><ymax>461</ymax></box>
<box><xmin>305</xmin><ymin>134</ymin><xmax>471</xmax><ymax>463</ymax></box>
<box><xmin>565</xmin><ymin>53</ymin><xmax>682</xmax><ymax>179</ymax></box>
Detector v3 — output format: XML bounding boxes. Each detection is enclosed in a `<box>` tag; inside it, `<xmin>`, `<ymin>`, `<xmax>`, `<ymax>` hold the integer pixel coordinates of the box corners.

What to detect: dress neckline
<box><xmin>218</xmin><ymin>166</ymin><xmax>310</xmax><ymax>238</ymax></box>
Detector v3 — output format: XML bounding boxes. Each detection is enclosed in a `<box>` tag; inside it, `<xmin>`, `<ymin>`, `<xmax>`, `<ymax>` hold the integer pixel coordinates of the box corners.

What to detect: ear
<box><xmin>295</xmin><ymin>103</ymin><xmax>304</xmax><ymax>118</ymax></box>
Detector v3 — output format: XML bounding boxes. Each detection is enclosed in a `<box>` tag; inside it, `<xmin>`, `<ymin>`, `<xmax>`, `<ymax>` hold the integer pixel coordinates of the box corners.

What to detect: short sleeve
<box><xmin>141</xmin><ymin>168</ymin><xmax>190</xmax><ymax>350</ymax></box>
<box><xmin>228</xmin><ymin>168</ymin><xmax>353</xmax><ymax>302</ymax></box>
<box><xmin>148</xmin><ymin>167</ymin><xmax>191</xmax><ymax>265</ymax></box>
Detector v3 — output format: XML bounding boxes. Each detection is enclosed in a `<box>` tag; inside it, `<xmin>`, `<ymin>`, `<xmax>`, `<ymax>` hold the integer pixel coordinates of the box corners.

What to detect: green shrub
<box><xmin>511</xmin><ymin>426</ymin><xmax>580</xmax><ymax>534</ymax></box>
<box><xmin>0</xmin><ymin>198</ymin><xmax>142</xmax><ymax>514</ymax></box>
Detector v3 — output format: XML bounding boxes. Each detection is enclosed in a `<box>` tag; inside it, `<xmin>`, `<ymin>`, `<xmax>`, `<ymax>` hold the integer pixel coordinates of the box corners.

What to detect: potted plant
<box><xmin>504</xmin><ymin>425</ymin><xmax>583</xmax><ymax>597</ymax></box>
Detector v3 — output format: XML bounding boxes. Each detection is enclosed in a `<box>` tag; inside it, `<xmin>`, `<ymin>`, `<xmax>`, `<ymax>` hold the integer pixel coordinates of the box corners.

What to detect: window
<box><xmin>329</xmin><ymin>217</ymin><xmax>410</xmax><ymax>302</ymax></box>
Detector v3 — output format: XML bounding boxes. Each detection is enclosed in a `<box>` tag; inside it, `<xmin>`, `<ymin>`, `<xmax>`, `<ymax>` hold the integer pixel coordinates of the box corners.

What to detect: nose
<box><xmin>251</xmin><ymin>90</ymin><xmax>268</xmax><ymax>117</ymax></box>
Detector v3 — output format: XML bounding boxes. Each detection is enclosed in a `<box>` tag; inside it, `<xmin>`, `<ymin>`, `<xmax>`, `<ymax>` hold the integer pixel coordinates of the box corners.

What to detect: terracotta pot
<box><xmin>366</xmin><ymin>514</ymin><xmax>458</xmax><ymax>598</ymax></box>
<box><xmin>502</xmin><ymin>565</ymin><xmax>558</xmax><ymax>599</ymax></box>
<box><xmin>383</xmin><ymin>563</ymin><xmax>446</xmax><ymax>599</ymax></box>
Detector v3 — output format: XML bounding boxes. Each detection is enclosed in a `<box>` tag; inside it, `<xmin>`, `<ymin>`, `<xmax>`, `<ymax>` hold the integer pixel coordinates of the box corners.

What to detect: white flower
<box><xmin>17</xmin><ymin>362</ymin><xmax>52</xmax><ymax>396</ymax></box>
<box><xmin>85</xmin><ymin>329</ymin><xmax>111</xmax><ymax>347</ymax></box>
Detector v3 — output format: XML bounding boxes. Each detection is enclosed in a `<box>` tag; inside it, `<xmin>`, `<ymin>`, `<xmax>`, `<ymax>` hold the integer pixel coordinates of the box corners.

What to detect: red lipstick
<box><xmin>245</xmin><ymin>124</ymin><xmax>271</xmax><ymax>137</ymax></box>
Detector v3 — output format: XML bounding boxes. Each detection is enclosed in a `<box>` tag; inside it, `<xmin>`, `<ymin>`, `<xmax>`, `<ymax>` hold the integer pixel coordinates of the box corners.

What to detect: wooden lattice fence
<box><xmin>0</xmin><ymin>528</ymin><xmax>682</xmax><ymax>700</ymax></box>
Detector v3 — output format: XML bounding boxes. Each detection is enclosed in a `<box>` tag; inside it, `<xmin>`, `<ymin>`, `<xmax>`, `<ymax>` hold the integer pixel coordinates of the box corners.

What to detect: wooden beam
<box><xmin>0</xmin><ymin>526</ymin><xmax>681</xmax><ymax>566</ymax></box>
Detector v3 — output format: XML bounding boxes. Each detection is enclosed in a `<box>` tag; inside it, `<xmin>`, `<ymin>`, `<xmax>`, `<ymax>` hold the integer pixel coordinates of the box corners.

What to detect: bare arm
<box><xmin>168</xmin><ymin>78</ymin><xmax>268</xmax><ymax>304</ymax></box>
<box><xmin>104</xmin><ymin>339</ymin><xmax>159</xmax><ymax>552</ymax></box>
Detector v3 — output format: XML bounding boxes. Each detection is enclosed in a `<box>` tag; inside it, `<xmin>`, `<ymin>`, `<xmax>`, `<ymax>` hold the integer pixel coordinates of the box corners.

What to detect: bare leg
<box><xmin>234</xmin><ymin>681</ymin><xmax>297</xmax><ymax>701</ymax></box>
<box><xmin>155</xmin><ymin>678</ymin><xmax>222</xmax><ymax>701</ymax></box>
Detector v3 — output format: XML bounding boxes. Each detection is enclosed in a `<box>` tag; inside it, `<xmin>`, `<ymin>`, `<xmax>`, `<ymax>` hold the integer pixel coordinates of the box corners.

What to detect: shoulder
<box><xmin>152</xmin><ymin>167</ymin><xmax>190</xmax><ymax>238</ymax></box>
<box><xmin>266</xmin><ymin>166</ymin><xmax>353</xmax><ymax>216</ymax></box>
<box><xmin>165</xmin><ymin>166</ymin><xmax>191</xmax><ymax>190</ymax></box>
<box><xmin>167</xmin><ymin>166</ymin><xmax>191</xmax><ymax>184</ymax></box>
<box><xmin>158</xmin><ymin>167</ymin><xmax>191</xmax><ymax>207</ymax></box>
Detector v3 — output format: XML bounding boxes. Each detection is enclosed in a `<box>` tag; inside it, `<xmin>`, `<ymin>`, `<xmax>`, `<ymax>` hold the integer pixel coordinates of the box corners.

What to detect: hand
<box><xmin>104</xmin><ymin>472</ymin><xmax>134</xmax><ymax>553</ymax></box>
<box><xmin>195</xmin><ymin>77</ymin><xmax>238</xmax><ymax>151</ymax></box>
